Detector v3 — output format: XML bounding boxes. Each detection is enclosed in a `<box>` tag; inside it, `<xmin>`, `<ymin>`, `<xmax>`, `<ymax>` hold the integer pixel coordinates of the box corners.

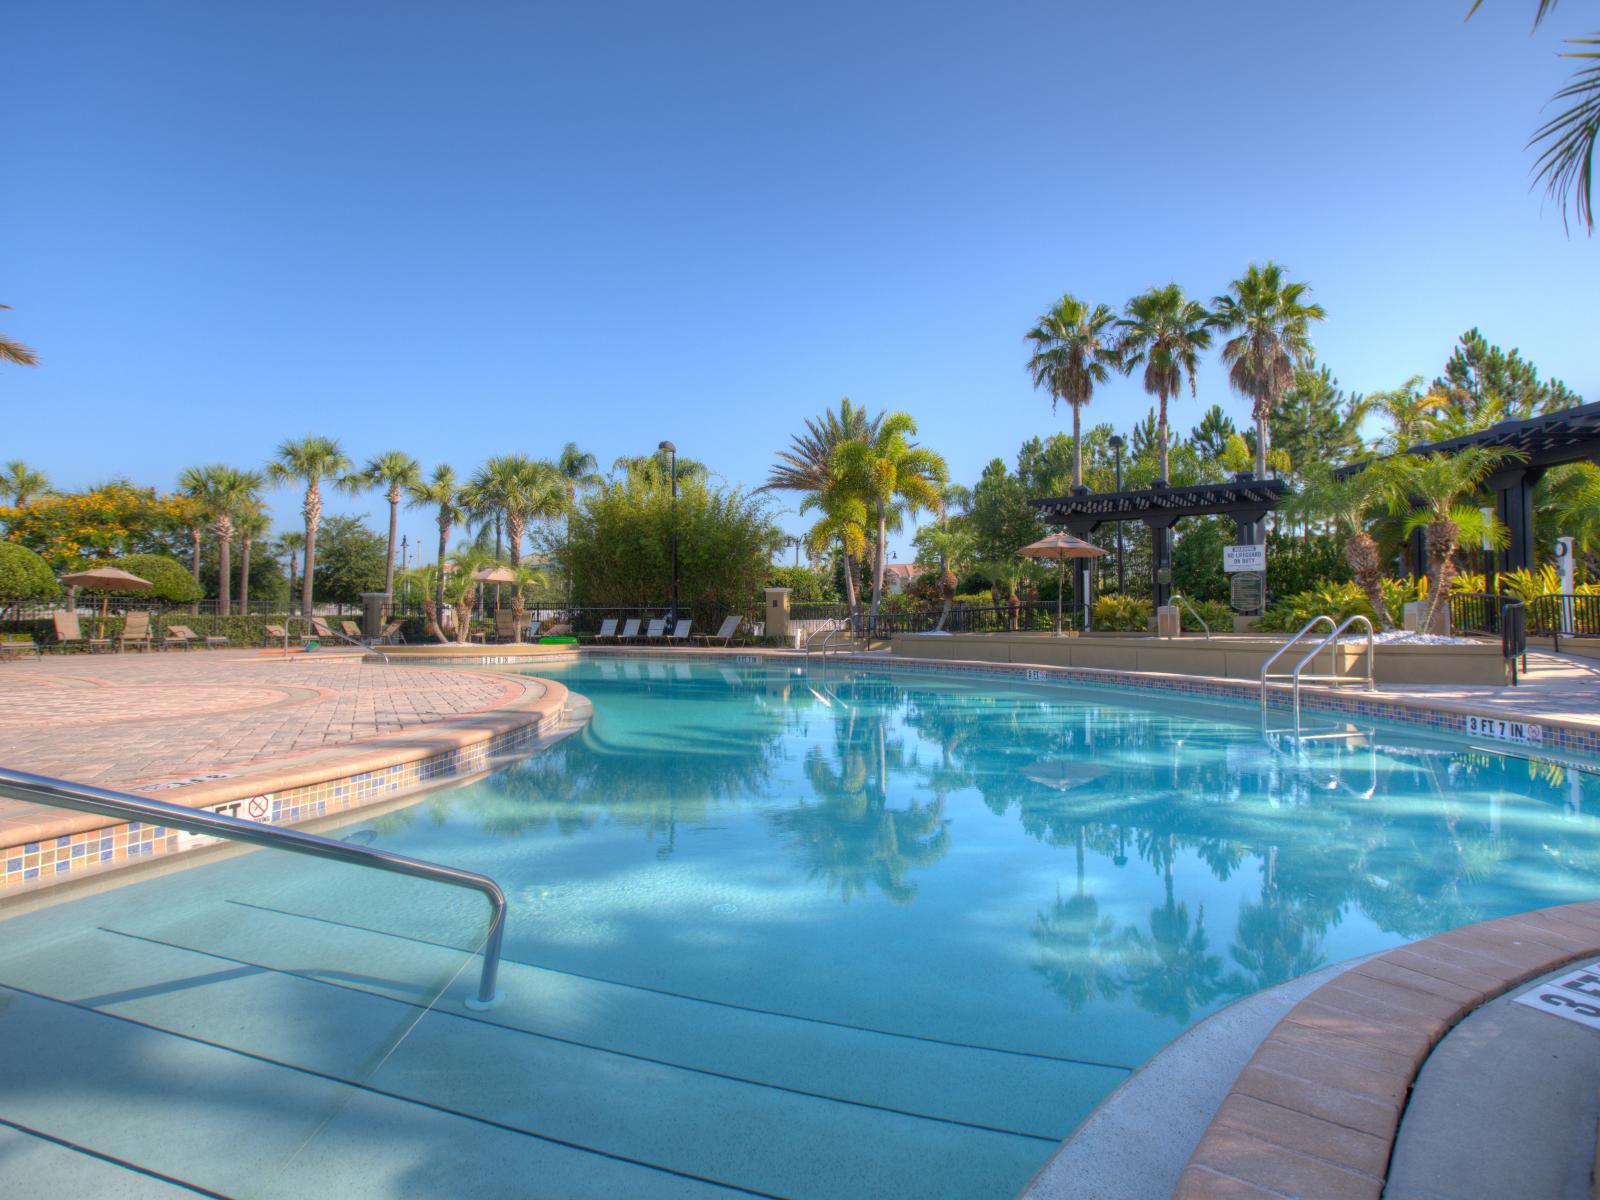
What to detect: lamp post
<box><xmin>1108</xmin><ymin>435</ymin><xmax>1126</xmax><ymax>593</ymax></box>
<box><xmin>659</xmin><ymin>440</ymin><xmax>679</xmax><ymax>626</ymax></box>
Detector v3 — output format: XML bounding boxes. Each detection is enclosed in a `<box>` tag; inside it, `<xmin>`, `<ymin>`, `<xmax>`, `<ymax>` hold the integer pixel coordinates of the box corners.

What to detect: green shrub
<box><xmin>1093</xmin><ymin>593</ymin><xmax>1151</xmax><ymax>632</ymax></box>
<box><xmin>1264</xmin><ymin>532</ymin><xmax>1351</xmax><ymax>599</ymax></box>
<box><xmin>90</xmin><ymin>553</ymin><xmax>203</xmax><ymax>604</ymax></box>
<box><xmin>766</xmin><ymin>566</ymin><xmax>838</xmax><ymax>604</ymax></box>
<box><xmin>1257</xmin><ymin>582</ymin><xmax>1373</xmax><ymax>632</ymax></box>
<box><xmin>1180</xmin><ymin>597</ymin><xmax>1233</xmax><ymax>633</ymax></box>
<box><xmin>0</xmin><ymin>541</ymin><xmax>58</xmax><ymax>606</ymax></box>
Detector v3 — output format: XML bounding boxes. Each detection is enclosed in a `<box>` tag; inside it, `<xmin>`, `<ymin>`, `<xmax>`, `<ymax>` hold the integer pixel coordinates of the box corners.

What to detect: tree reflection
<box><xmin>1032</xmin><ymin>827</ymin><xmax>1127</xmax><ymax>1009</ymax></box>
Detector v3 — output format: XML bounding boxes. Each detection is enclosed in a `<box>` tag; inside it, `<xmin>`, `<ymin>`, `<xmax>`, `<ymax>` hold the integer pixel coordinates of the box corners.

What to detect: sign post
<box><xmin>1556</xmin><ymin>537</ymin><xmax>1575</xmax><ymax>635</ymax></box>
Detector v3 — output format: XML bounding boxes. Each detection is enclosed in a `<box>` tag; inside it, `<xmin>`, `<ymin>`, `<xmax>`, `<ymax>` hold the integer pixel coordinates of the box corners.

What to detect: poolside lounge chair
<box><xmin>262</xmin><ymin>624</ymin><xmax>288</xmax><ymax>646</ymax></box>
<box><xmin>0</xmin><ymin>635</ymin><xmax>40</xmax><ymax>661</ymax></box>
<box><xmin>642</xmin><ymin>618</ymin><xmax>667</xmax><ymax>642</ymax></box>
<box><xmin>582</xmin><ymin>618</ymin><xmax>619</xmax><ymax>643</ymax></box>
<box><xmin>614</xmin><ymin>617</ymin><xmax>642</xmax><ymax>642</ymax></box>
<box><xmin>340</xmin><ymin>620</ymin><xmax>365</xmax><ymax>641</ymax></box>
<box><xmin>375</xmin><ymin>619</ymin><xmax>406</xmax><ymax>645</ymax></box>
<box><xmin>492</xmin><ymin>611</ymin><xmax>518</xmax><ymax>643</ymax></box>
<box><xmin>52</xmin><ymin>612</ymin><xmax>111</xmax><ymax>654</ymax></box>
<box><xmin>663</xmin><ymin>619</ymin><xmax>693</xmax><ymax>646</ymax></box>
<box><xmin>537</xmin><ymin>621</ymin><xmax>573</xmax><ymax>639</ymax></box>
<box><xmin>303</xmin><ymin>618</ymin><xmax>336</xmax><ymax>646</ymax></box>
<box><xmin>162</xmin><ymin>624</ymin><xmax>198</xmax><ymax>651</ymax></box>
<box><xmin>694</xmin><ymin>615</ymin><xmax>742</xmax><ymax>646</ymax></box>
<box><xmin>118</xmin><ymin>611</ymin><xmax>154</xmax><ymax>653</ymax></box>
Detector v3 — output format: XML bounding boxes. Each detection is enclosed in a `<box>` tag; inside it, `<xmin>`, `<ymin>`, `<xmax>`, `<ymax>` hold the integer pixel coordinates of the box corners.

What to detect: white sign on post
<box><xmin>1557</xmin><ymin>537</ymin><xmax>1576</xmax><ymax>636</ymax></box>
<box><xmin>1223</xmin><ymin>544</ymin><xmax>1266</xmax><ymax>573</ymax></box>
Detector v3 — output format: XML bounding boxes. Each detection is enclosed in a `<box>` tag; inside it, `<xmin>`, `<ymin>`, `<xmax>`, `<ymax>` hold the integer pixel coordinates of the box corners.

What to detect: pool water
<box><xmin>2</xmin><ymin>658</ymin><xmax>1598</xmax><ymax>1199</ymax></box>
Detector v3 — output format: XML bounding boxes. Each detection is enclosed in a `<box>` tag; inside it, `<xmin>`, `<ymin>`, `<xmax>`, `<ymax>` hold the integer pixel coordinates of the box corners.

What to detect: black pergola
<box><xmin>1030</xmin><ymin>476</ymin><xmax>1290</xmax><ymax>610</ymax></box>
<box><xmin>1335</xmin><ymin>400</ymin><xmax>1600</xmax><ymax>579</ymax></box>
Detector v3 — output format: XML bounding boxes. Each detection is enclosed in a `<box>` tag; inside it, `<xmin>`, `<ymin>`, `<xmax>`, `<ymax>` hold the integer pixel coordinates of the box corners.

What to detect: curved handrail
<box><xmin>1171</xmin><ymin>592</ymin><xmax>1210</xmax><ymax>640</ymax></box>
<box><xmin>0</xmin><ymin>765</ymin><xmax>505</xmax><ymax>1009</ymax></box>
<box><xmin>1259</xmin><ymin>615</ymin><xmax>1337</xmax><ymax>719</ymax></box>
<box><xmin>283</xmin><ymin>614</ymin><xmax>389</xmax><ymax>663</ymax></box>
<box><xmin>1288</xmin><ymin>614</ymin><xmax>1375</xmax><ymax>734</ymax></box>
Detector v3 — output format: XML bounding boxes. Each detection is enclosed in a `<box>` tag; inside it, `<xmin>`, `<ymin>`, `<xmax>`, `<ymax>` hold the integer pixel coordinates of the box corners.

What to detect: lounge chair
<box><xmin>0</xmin><ymin>635</ymin><xmax>39</xmax><ymax>661</ymax></box>
<box><xmin>303</xmin><ymin>618</ymin><xmax>335</xmax><ymax>646</ymax></box>
<box><xmin>162</xmin><ymin>624</ymin><xmax>198</xmax><ymax>651</ymax></box>
<box><xmin>538</xmin><ymin>622</ymin><xmax>573</xmax><ymax>640</ymax></box>
<box><xmin>615</xmin><ymin>618</ymin><xmax>642</xmax><ymax>643</ymax></box>
<box><xmin>52</xmin><ymin>612</ymin><xmax>111</xmax><ymax>654</ymax></box>
<box><xmin>694</xmin><ymin>615</ymin><xmax>742</xmax><ymax>646</ymax></box>
<box><xmin>663</xmin><ymin>619</ymin><xmax>693</xmax><ymax>645</ymax></box>
<box><xmin>118</xmin><ymin>611</ymin><xmax>154</xmax><ymax>653</ymax></box>
<box><xmin>492</xmin><ymin>611</ymin><xmax>518</xmax><ymax>643</ymax></box>
<box><xmin>340</xmin><ymin>620</ymin><xmax>365</xmax><ymax>641</ymax></box>
<box><xmin>642</xmin><ymin>618</ymin><xmax>667</xmax><ymax>642</ymax></box>
<box><xmin>375</xmin><ymin>620</ymin><xmax>405</xmax><ymax>645</ymax></box>
<box><xmin>263</xmin><ymin>624</ymin><xmax>288</xmax><ymax>646</ymax></box>
<box><xmin>582</xmin><ymin>618</ymin><xmax>619</xmax><ymax>643</ymax></box>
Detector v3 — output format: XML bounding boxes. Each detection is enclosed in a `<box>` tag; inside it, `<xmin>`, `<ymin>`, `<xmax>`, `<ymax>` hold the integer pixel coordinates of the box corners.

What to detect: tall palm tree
<box><xmin>1212</xmin><ymin>263</ymin><xmax>1326</xmax><ymax>480</ymax></box>
<box><xmin>266</xmin><ymin>437</ymin><xmax>351</xmax><ymax>617</ymax></box>
<box><xmin>276</xmin><ymin>531</ymin><xmax>306</xmax><ymax>613</ymax></box>
<box><xmin>556</xmin><ymin>443</ymin><xmax>602</xmax><ymax>607</ymax></box>
<box><xmin>0</xmin><ymin>305</ymin><xmax>39</xmax><ymax>369</ymax></box>
<box><xmin>1025</xmin><ymin>295</ymin><xmax>1120</xmax><ymax>489</ymax></box>
<box><xmin>357</xmin><ymin>451</ymin><xmax>422</xmax><ymax>599</ymax></box>
<box><xmin>612</xmin><ymin>451</ymin><xmax>708</xmax><ymax>486</ymax></box>
<box><xmin>765</xmin><ymin>399</ymin><xmax>884</xmax><ymax>621</ymax></box>
<box><xmin>470</xmin><ymin>455</ymin><xmax>563</xmax><ymax>570</ymax></box>
<box><xmin>1379</xmin><ymin>447</ymin><xmax>1517</xmax><ymax>632</ymax></box>
<box><xmin>407</xmin><ymin>465</ymin><xmax>463</xmax><ymax>641</ymax></box>
<box><xmin>1117</xmin><ymin>285</ymin><xmax>1213</xmax><ymax>484</ymax></box>
<box><xmin>912</xmin><ymin>524</ymin><xmax>976</xmax><ymax>631</ymax></box>
<box><xmin>181</xmin><ymin>465</ymin><xmax>263</xmax><ymax>615</ymax></box>
<box><xmin>235</xmin><ymin>504</ymin><xmax>270</xmax><ymax>615</ymax></box>
<box><xmin>172</xmin><ymin>492</ymin><xmax>207</xmax><ymax>614</ymax></box>
<box><xmin>1</xmin><ymin>460</ymin><xmax>49</xmax><ymax>506</ymax></box>
<box><xmin>831</xmin><ymin>413</ymin><xmax>948</xmax><ymax>622</ymax></box>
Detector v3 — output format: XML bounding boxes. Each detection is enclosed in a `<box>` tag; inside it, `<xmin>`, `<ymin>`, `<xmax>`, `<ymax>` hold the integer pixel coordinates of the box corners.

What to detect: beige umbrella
<box><xmin>60</xmin><ymin>566</ymin><xmax>152</xmax><ymax>638</ymax></box>
<box><xmin>1018</xmin><ymin>532</ymin><xmax>1107</xmax><ymax>635</ymax></box>
<box><xmin>1021</xmin><ymin>759</ymin><xmax>1107</xmax><ymax>792</ymax></box>
<box><xmin>471</xmin><ymin>566</ymin><xmax>517</xmax><ymax>584</ymax></box>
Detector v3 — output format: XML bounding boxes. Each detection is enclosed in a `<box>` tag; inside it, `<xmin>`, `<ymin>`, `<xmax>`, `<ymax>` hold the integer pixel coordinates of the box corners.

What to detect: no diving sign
<box><xmin>1514</xmin><ymin>961</ymin><xmax>1600</xmax><ymax>1030</ymax></box>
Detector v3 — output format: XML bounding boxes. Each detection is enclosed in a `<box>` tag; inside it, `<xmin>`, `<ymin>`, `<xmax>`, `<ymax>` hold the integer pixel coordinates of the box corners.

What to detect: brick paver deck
<box><xmin>0</xmin><ymin>649</ymin><xmax>559</xmax><ymax>846</ymax></box>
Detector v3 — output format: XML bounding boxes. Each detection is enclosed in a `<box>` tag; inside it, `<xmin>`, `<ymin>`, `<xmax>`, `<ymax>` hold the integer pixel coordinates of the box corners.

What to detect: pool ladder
<box><xmin>1260</xmin><ymin>614</ymin><xmax>1376</xmax><ymax>745</ymax></box>
<box><xmin>803</xmin><ymin>622</ymin><xmax>859</xmax><ymax>661</ymax></box>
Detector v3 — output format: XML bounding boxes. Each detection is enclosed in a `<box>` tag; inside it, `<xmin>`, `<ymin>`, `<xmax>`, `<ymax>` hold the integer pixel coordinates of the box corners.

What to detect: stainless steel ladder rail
<box><xmin>0</xmin><ymin>765</ymin><xmax>505</xmax><ymax>1009</ymax></box>
<box><xmin>1260</xmin><ymin>614</ymin><xmax>1376</xmax><ymax>742</ymax></box>
<box><xmin>1171</xmin><ymin>592</ymin><xmax>1211</xmax><ymax>640</ymax></box>
<box><xmin>803</xmin><ymin>622</ymin><xmax>855</xmax><ymax>660</ymax></box>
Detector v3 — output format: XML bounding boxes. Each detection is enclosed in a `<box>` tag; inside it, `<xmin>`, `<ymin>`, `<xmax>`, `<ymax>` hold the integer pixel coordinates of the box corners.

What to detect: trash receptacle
<box><xmin>360</xmin><ymin>593</ymin><xmax>391</xmax><ymax>640</ymax></box>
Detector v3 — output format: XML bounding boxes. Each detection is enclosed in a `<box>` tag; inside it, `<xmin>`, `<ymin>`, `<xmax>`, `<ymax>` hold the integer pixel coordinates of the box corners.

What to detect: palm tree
<box><xmin>556</xmin><ymin>443</ymin><xmax>602</xmax><ymax>606</ymax></box>
<box><xmin>357</xmin><ymin>451</ymin><xmax>422</xmax><ymax>599</ymax></box>
<box><xmin>830</xmin><ymin>413</ymin><xmax>948</xmax><ymax>623</ymax></box>
<box><xmin>266</xmin><ymin>437</ymin><xmax>352</xmax><ymax>617</ymax></box>
<box><xmin>407</xmin><ymin>465</ymin><xmax>463</xmax><ymax>641</ymax></box>
<box><xmin>1379</xmin><ymin>447</ymin><xmax>1517</xmax><ymax>632</ymax></box>
<box><xmin>1468</xmin><ymin>1</ymin><xmax>1599</xmax><ymax>232</ymax></box>
<box><xmin>612</xmin><ymin>450</ymin><xmax>708</xmax><ymax>486</ymax></box>
<box><xmin>1211</xmin><ymin>263</ymin><xmax>1326</xmax><ymax>480</ymax></box>
<box><xmin>235</xmin><ymin>504</ymin><xmax>270</xmax><ymax>615</ymax></box>
<box><xmin>1025</xmin><ymin>295</ymin><xmax>1120</xmax><ymax>489</ymax></box>
<box><xmin>1118</xmin><ymin>285</ymin><xmax>1213</xmax><ymax>484</ymax></box>
<box><xmin>181</xmin><ymin>465</ymin><xmax>263</xmax><ymax>615</ymax></box>
<box><xmin>912</xmin><ymin>524</ymin><xmax>976</xmax><ymax>631</ymax></box>
<box><xmin>471</xmin><ymin>455</ymin><xmax>563</xmax><ymax>570</ymax></box>
<box><xmin>1288</xmin><ymin>467</ymin><xmax>1397</xmax><ymax>629</ymax></box>
<box><xmin>1364</xmin><ymin>376</ymin><xmax>1445</xmax><ymax>451</ymax></box>
<box><xmin>172</xmin><ymin>491</ymin><xmax>207</xmax><ymax>614</ymax></box>
<box><xmin>276</xmin><ymin>531</ymin><xmax>306</xmax><ymax>613</ymax></box>
<box><xmin>765</xmin><ymin>399</ymin><xmax>884</xmax><ymax>621</ymax></box>
<box><xmin>1</xmin><ymin>460</ymin><xmax>49</xmax><ymax>506</ymax></box>
<box><xmin>0</xmin><ymin>305</ymin><xmax>39</xmax><ymax>368</ymax></box>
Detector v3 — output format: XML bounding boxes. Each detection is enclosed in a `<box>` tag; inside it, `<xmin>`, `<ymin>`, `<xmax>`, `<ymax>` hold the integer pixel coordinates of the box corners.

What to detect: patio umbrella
<box><xmin>60</xmin><ymin>566</ymin><xmax>152</xmax><ymax>638</ymax></box>
<box><xmin>1018</xmin><ymin>533</ymin><xmax>1106</xmax><ymax>636</ymax></box>
<box><xmin>1021</xmin><ymin>759</ymin><xmax>1107</xmax><ymax>792</ymax></box>
<box><xmin>471</xmin><ymin>566</ymin><xmax>517</xmax><ymax>584</ymax></box>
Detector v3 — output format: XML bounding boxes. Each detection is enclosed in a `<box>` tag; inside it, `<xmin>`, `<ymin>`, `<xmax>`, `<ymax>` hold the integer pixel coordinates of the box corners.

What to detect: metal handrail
<box><xmin>803</xmin><ymin>621</ymin><xmax>855</xmax><ymax>660</ymax></box>
<box><xmin>1259</xmin><ymin>615</ymin><xmax>1337</xmax><ymax>721</ymax></box>
<box><xmin>0</xmin><ymin>766</ymin><xmax>505</xmax><ymax>1009</ymax></box>
<box><xmin>282</xmin><ymin>615</ymin><xmax>389</xmax><ymax>664</ymax></box>
<box><xmin>1286</xmin><ymin>614</ymin><xmax>1376</xmax><ymax>734</ymax></box>
<box><xmin>1170</xmin><ymin>592</ymin><xmax>1211</xmax><ymax>640</ymax></box>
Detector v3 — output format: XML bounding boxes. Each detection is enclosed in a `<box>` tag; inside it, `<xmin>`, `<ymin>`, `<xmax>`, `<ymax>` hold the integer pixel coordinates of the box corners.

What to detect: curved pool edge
<box><xmin>1173</xmin><ymin>902</ymin><xmax>1600</xmax><ymax>1198</ymax></box>
<box><xmin>0</xmin><ymin>670</ymin><xmax>581</xmax><ymax>898</ymax></box>
<box><xmin>1015</xmin><ymin>955</ymin><xmax>1370</xmax><ymax>1200</ymax></box>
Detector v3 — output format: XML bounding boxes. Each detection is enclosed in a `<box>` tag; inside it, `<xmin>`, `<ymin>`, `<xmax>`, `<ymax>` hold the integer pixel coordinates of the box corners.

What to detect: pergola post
<box><xmin>1490</xmin><ymin>466</ymin><xmax>1546</xmax><ymax>575</ymax></box>
<box><xmin>1231</xmin><ymin>514</ymin><xmax>1263</xmax><ymax>616</ymax></box>
<box><xmin>1147</xmin><ymin>516</ymin><xmax>1177</xmax><ymax>610</ymax></box>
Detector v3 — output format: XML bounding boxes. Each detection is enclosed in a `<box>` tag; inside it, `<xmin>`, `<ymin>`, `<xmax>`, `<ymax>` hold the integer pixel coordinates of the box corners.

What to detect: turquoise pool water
<box><xmin>2</xmin><ymin>657</ymin><xmax>1598</xmax><ymax>1198</ymax></box>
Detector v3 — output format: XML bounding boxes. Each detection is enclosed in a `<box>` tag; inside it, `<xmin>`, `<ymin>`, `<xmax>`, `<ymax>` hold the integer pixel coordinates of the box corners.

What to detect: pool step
<box><xmin>0</xmin><ymin>917</ymin><xmax>1093</xmax><ymax>1199</ymax></box>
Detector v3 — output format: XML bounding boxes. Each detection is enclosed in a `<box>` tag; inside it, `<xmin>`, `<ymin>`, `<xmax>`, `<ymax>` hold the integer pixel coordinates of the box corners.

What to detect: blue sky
<box><xmin>6</xmin><ymin>1</ymin><xmax>1596</xmax><ymax>562</ymax></box>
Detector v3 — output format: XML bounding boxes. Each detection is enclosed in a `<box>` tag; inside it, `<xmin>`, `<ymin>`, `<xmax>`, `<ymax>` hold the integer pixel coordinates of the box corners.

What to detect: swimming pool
<box><xmin>2</xmin><ymin>656</ymin><xmax>1597</xmax><ymax>1198</ymax></box>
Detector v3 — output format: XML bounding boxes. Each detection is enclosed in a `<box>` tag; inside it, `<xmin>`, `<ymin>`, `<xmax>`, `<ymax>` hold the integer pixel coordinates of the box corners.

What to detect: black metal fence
<box><xmin>1450</xmin><ymin>592</ymin><xmax>1600</xmax><ymax>647</ymax></box>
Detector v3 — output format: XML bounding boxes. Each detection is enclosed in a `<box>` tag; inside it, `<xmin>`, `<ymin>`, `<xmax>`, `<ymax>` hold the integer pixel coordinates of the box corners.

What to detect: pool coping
<box><xmin>0</xmin><ymin>671</ymin><xmax>572</xmax><ymax>894</ymax></box>
<box><xmin>1172</xmin><ymin>902</ymin><xmax>1600</xmax><ymax>1198</ymax></box>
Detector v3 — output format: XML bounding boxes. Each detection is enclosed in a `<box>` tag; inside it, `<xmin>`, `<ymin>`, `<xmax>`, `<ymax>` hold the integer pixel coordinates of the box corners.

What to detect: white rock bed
<box><xmin>1337</xmin><ymin>630</ymin><xmax>1485</xmax><ymax>646</ymax></box>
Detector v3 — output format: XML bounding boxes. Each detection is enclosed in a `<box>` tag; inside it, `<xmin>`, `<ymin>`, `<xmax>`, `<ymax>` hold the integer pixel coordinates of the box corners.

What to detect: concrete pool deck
<box><xmin>0</xmin><ymin>648</ymin><xmax>569</xmax><ymax>890</ymax></box>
